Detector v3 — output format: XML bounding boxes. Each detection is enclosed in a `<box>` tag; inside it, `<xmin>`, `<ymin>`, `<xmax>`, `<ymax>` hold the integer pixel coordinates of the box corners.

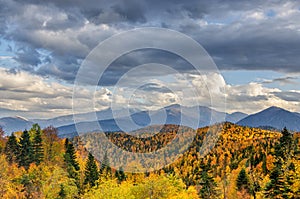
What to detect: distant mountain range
<box><xmin>237</xmin><ymin>106</ymin><xmax>300</xmax><ymax>132</ymax></box>
<box><xmin>0</xmin><ymin>117</ymin><xmax>33</xmax><ymax>134</ymax></box>
<box><xmin>0</xmin><ymin>104</ymin><xmax>247</xmax><ymax>135</ymax></box>
<box><xmin>1</xmin><ymin>105</ymin><xmax>299</xmax><ymax>136</ymax></box>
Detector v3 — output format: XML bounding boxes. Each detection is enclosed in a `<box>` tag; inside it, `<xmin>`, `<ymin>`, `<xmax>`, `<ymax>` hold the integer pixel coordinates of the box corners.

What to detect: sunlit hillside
<box><xmin>0</xmin><ymin>122</ymin><xmax>299</xmax><ymax>198</ymax></box>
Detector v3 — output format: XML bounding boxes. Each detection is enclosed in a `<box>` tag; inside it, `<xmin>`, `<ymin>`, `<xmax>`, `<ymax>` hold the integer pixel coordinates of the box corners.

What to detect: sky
<box><xmin>0</xmin><ymin>0</ymin><xmax>300</xmax><ymax>119</ymax></box>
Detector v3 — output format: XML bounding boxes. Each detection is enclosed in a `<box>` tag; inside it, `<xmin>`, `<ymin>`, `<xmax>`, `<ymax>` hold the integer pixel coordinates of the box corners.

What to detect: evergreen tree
<box><xmin>198</xmin><ymin>161</ymin><xmax>218</xmax><ymax>199</ymax></box>
<box><xmin>4</xmin><ymin>133</ymin><xmax>19</xmax><ymax>164</ymax></box>
<box><xmin>32</xmin><ymin>124</ymin><xmax>44</xmax><ymax>165</ymax></box>
<box><xmin>274</xmin><ymin>127</ymin><xmax>293</xmax><ymax>164</ymax></box>
<box><xmin>18</xmin><ymin>130</ymin><xmax>33</xmax><ymax>169</ymax></box>
<box><xmin>264</xmin><ymin>166</ymin><xmax>288</xmax><ymax>198</ymax></box>
<box><xmin>236</xmin><ymin>168</ymin><xmax>250</xmax><ymax>192</ymax></box>
<box><xmin>115</xmin><ymin>167</ymin><xmax>126</xmax><ymax>183</ymax></box>
<box><xmin>84</xmin><ymin>153</ymin><xmax>99</xmax><ymax>187</ymax></box>
<box><xmin>264</xmin><ymin>128</ymin><xmax>294</xmax><ymax>198</ymax></box>
<box><xmin>100</xmin><ymin>151</ymin><xmax>111</xmax><ymax>177</ymax></box>
<box><xmin>58</xmin><ymin>184</ymin><xmax>67</xmax><ymax>199</ymax></box>
<box><xmin>64</xmin><ymin>139</ymin><xmax>80</xmax><ymax>171</ymax></box>
<box><xmin>63</xmin><ymin>138</ymin><xmax>80</xmax><ymax>191</ymax></box>
<box><xmin>262</xmin><ymin>153</ymin><xmax>268</xmax><ymax>175</ymax></box>
<box><xmin>0</xmin><ymin>127</ymin><xmax>5</xmax><ymax>153</ymax></box>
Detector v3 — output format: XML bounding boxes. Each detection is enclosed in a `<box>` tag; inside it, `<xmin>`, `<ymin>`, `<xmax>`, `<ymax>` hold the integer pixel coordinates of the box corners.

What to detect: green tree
<box><xmin>31</xmin><ymin>124</ymin><xmax>44</xmax><ymax>165</ymax></box>
<box><xmin>4</xmin><ymin>133</ymin><xmax>19</xmax><ymax>164</ymax></box>
<box><xmin>274</xmin><ymin>127</ymin><xmax>293</xmax><ymax>165</ymax></box>
<box><xmin>18</xmin><ymin>130</ymin><xmax>33</xmax><ymax>169</ymax></box>
<box><xmin>84</xmin><ymin>153</ymin><xmax>99</xmax><ymax>187</ymax></box>
<box><xmin>63</xmin><ymin>139</ymin><xmax>80</xmax><ymax>191</ymax></box>
<box><xmin>115</xmin><ymin>167</ymin><xmax>126</xmax><ymax>183</ymax></box>
<box><xmin>58</xmin><ymin>184</ymin><xmax>67</xmax><ymax>199</ymax></box>
<box><xmin>64</xmin><ymin>139</ymin><xmax>80</xmax><ymax>171</ymax></box>
<box><xmin>100</xmin><ymin>151</ymin><xmax>111</xmax><ymax>177</ymax></box>
<box><xmin>0</xmin><ymin>127</ymin><xmax>5</xmax><ymax>153</ymax></box>
<box><xmin>236</xmin><ymin>168</ymin><xmax>250</xmax><ymax>192</ymax></box>
<box><xmin>264</xmin><ymin>166</ymin><xmax>288</xmax><ymax>198</ymax></box>
<box><xmin>198</xmin><ymin>161</ymin><xmax>218</xmax><ymax>199</ymax></box>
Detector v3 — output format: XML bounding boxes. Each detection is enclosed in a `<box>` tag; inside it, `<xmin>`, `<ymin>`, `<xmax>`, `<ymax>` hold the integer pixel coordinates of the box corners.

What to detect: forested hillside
<box><xmin>0</xmin><ymin>122</ymin><xmax>299</xmax><ymax>198</ymax></box>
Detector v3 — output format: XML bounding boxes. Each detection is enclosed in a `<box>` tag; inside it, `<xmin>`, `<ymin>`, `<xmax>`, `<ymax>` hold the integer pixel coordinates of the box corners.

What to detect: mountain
<box><xmin>32</xmin><ymin>107</ymin><xmax>142</xmax><ymax>128</ymax></box>
<box><xmin>57</xmin><ymin>104</ymin><xmax>246</xmax><ymax>136</ymax></box>
<box><xmin>0</xmin><ymin>117</ymin><xmax>33</xmax><ymax>134</ymax></box>
<box><xmin>225</xmin><ymin>112</ymin><xmax>248</xmax><ymax>123</ymax></box>
<box><xmin>237</xmin><ymin>106</ymin><xmax>300</xmax><ymax>131</ymax></box>
<box><xmin>0</xmin><ymin>104</ymin><xmax>248</xmax><ymax>136</ymax></box>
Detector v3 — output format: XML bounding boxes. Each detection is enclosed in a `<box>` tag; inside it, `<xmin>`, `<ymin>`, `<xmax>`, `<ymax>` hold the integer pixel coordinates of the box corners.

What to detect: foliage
<box><xmin>0</xmin><ymin>123</ymin><xmax>299</xmax><ymax>198</ymax></box>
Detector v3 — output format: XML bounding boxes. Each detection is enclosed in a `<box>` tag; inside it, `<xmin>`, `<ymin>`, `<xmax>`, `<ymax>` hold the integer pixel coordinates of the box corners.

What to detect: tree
<box><xmin>43</xmin><ymin>126</ymin><xmax>59</xmax><ymax>161</ymax></box>
<box><xmin>264</xmin><ymin>166</ymin><xmax>288</xmax><ymax>198</ymax></box>
<box><xmin>198</xmin><ymin>161</ymin><xmax>218</xmax><ymax>199</ymax></box>
<box><xmin>18</xmin><ymin>130</ymin><xmax>33</xmax><ymax>169</ymax></box>
<box><xmin>31</xmin><ymin>124</ymin><xmax>44</xmax><ymax>165</ymax></box>
<box><xmin>265</xmin><ymin>127</ymin><xmax>294</xmax><ymax>198</ymax></box>
<box><xmin>84</xmin><ymin>153</ymin><xmax>99</xmax><ymax>187</ymax></box>
<box><xmin>236</xmin><ymin>168</ymin><xmax>250</xmax><ymax>193</ymax></box>
<box><xmin>115</xmin><ymin>167</ymin><xmax>126</xmax><ymax>183</ymax></box>
<box><xmin>274</xmin><ymin>127</ymin><xmax>293</xmax><ymax>164</ymax></box>
<box><xmin>63</xmin><ymin>139</ymin><xmax>80</xmax><ymax>191</ymax></box>
<box><xmin>0</xmin><ymin>127</ymin><xmax>5</xmax><ymax>153</ymax></box>
<box><xmin>100</xmin><ymin>151</ymin><xmax>111</xmax><ymax>177</ymax></box>
<box><xmin>4</xmin><ymin>133</ymin><xmax>19</xmax><ymax>164</ymax></box>
<box><xmin>64</xmin><ymin>139</ymin><xmax>80</xmax><ymax>171</ymax></box>
<box><xmin>58</xmin><ymin>184</ymin><xmax>67</xmax><ymax>199</ymax></box>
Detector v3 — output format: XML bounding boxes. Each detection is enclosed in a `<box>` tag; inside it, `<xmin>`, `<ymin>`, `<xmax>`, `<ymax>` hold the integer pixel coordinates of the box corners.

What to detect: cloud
<box><xmin>0</xmin><ymin>65</ymin><xmax>300</xmax><ymax>118</ymax></box>
<box><xmin>0</xmin><ymin>67</ymin><xmax>111</xmax><ymax>118</ymax></box>
<box><xmin>0</xmin><ymin>0</ymin><xmax>300</xmax><ymax>117</ymax></box>
<box><xmin>225</xmin><ymin>82</ymin><xmax>300</xmax><ymax>113</ymax></box>
<box><xmin>0</xmin><ymin>0</ymin><xmax>300</xmax><ymax>83</ymax></box>
<box><xmin>272</xmin><ymin>91</ymin><xmax>300</xmax><ymax>102</ymax></box>
<box><xmin>262</xmin><ymin>76</ymin><xmax>299</xmax><ymax>85</ymax></box>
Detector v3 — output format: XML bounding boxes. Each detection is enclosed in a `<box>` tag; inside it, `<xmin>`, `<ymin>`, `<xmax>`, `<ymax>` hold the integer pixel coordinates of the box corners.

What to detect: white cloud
<box><xmin>0</xmin><ymin>67</ymin><xmax>299</xmax><ymax>118</ymax></box>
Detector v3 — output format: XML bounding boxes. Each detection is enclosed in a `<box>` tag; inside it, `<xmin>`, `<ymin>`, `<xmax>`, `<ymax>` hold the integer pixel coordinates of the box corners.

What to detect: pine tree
<box><xmin>64</xmin><ymin>139</ymin><xmax>80</xmax><ymax>171</ymax></box>
<box><xmin>262</xmin><ymin>153</ymin><xmax>268</xmax><ymax>175</ymax></box>
<box><xmin>264</xmin><ymin>166</ymin><xmax>287</xmax><ymax>198</ymax></box>
<box><xmin>84</xmin><ymin>153</ymin><xmax>99</xmax><ymax>187</ymax></box>
<box><xmin>236</xmin><ymin>168</ymin><xmax>250</xmax><ymax>192</ymax></box>
<box><xmin>100</xmin><ymin>151</ymin><xmax>111</xmax><ymax>177</ymax></box>
<box><xmin>63</xmin><ymin>138</ymin><xmax>80</xmax><ymax>191</ymax></box>
<box><xmin>58</xmin><ymin>184</ymin><xmax>67</xmax><ymax>199</ymax></box>
<box><xmin>198</xmin><ymin>161</ymin><xmax>218</xmax><ymax>199</ymax></box>
<box><xmin>0</xmin><ymin>127</ymin><xmax>5</xmax><ymax>153</ymax></box>
<box><xmin>274</xmin><ymin>127</ymin><xmax>293</xmax><ymax>164</ymax></box>
<box><xmin>115</xmin><ymin>167</ymin><xmax>126</xmax><ymax>183</ymax></box>
<box><xmin>4</xmin><ymin>133</ymin><xmax>19</xmax><ymax>164</ymax></box>
<box><xmin>18</xmin><ymin>130</ymin><xmax>33</xmax><ymax>169</ymax></box>
<box><xmin>32</xmin><ymin>124</ymin><xmax>44</xmax><ymax>165</ymax></box>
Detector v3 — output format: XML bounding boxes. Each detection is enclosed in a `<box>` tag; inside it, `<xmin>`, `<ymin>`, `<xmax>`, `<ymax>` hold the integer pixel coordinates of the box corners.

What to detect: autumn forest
<box><xmin>0</xmin><ymin>122</ymin><xmax>299</xmax><ymax>199</ymax></box>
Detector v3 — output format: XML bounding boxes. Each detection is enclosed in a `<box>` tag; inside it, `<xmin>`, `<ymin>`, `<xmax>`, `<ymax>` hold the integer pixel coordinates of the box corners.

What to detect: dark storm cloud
<box><xmin>13</xmin><ymin>47</ymin><xmax>41</xmax><ymax>67</ymax></box>
<box><xmin>1</xmin><ymin>0</ymin><xmax>300</xmax><ymax>83</ymax></box>
<box><xmin>98</xmin><ymin>49</ymin><xmax>195</xmax><ymax>86</ymax></box>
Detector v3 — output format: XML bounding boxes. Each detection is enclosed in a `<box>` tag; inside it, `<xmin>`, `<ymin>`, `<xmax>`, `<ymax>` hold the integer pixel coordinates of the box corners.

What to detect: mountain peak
<box><xmin>237</xmin><ymin>106</ymin><xmax>300</xmax><ymax>132</ymax></box>
<box><xmin>266</xmin><ymin>106</ymin><xmax>285</xmax><ymax>111</ymax></box>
